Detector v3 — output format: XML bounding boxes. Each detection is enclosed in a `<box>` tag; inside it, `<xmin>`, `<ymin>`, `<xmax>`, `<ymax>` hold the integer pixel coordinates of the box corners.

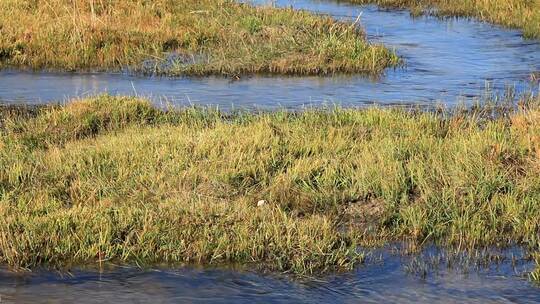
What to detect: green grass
<box><xmin>532</xmin><ymin>254</ymin><xmax>540</xmax><ymax>282</ymax></box>
<box><xmin>2</xmin><ymin>95</ymin><xmax>540</xmax><ymax>276</ymax></box>
<box><xmin>0</xmin><ymin>0</ymin><xmax>399</xmax><ymax>76</ymax></box>
<box><xmin>346</xmin><ymin>0</ymin><xmax>540</xmax><ymax>39</ymax></box>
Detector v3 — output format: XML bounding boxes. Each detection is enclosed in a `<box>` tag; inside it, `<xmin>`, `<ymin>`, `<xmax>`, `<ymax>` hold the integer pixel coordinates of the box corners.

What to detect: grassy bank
<box><xmin>348</xmin><ymin>0</ymin><xmax>540</xmax><ymax>39</ymax></box>
<box><xmin>0</xmin><ymin>0</ymin><xmax>398</xmax><ymax>76</ymax></box>
<box><xmin>1</xmin><ymin>95</ymin><xmax>540</xmax><ymax>275</ymax></box>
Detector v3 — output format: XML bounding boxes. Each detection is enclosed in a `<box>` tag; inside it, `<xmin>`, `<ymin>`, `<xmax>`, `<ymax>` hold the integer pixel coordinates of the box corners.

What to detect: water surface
<box><xmin>1</xmin><ymin>247</ymin><xmax>539</xmax><ymax>303</ymax></box>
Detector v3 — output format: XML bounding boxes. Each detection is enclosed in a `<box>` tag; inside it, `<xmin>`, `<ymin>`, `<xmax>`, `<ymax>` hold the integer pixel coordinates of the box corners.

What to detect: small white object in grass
<box><xmin>257</xmin><ymin>200</ymin><xmax>267</xmax><ymax>207</ymax></box>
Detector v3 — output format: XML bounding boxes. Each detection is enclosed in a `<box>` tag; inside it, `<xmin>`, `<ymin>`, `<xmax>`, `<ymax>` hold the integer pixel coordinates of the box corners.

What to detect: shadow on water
<box><xmin>1</xmin><ymin>0</ymin><xmax>540</xmax><ymax>109</ymax></box>
<box><xmin>1</xmin><ymin>246</ymin><xmax>539</xmax><ymax>303</ymax></box>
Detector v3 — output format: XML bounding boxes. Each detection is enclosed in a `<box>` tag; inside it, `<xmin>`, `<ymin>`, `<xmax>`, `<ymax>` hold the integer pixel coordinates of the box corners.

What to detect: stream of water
<box><xmin>1</xmin><ymin>247</ymin><xmax>539</xmax><ymax>303</ymax></box>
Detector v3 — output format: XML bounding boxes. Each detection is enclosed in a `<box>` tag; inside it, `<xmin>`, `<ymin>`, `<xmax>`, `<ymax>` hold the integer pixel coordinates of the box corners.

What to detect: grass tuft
<box><xmin>1</xmin><ymin>95</ymin><xmax>540</xmax><ymax>275</ymax></box>
<box><xmin>0</xmin><ymin>0</ymin><xmax>399</xmax><ymax>75</ymax></box>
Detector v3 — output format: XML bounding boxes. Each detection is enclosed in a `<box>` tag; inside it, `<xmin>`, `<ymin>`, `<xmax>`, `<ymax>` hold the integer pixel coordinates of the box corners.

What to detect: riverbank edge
<box><xmin>344</xmin><ymin>0</ymin><xmax>540</xmax><ymax>39</ymax></box>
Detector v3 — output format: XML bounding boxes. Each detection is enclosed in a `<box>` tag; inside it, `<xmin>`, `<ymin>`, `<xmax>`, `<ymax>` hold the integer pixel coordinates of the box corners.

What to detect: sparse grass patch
<box><xmin>347</xmin><ymin>0</ymin><xmax>540</xmax><ymax>39</ymax></box>
<box><xmin>1</xmin><ymin>95</ymin><xmax>540</xmax><ymax>275</ymax></box>
<box><xmin>0</xmin><ymin>0</ymin><xmax>399</xmax><ymax>75</ymax></box>
<box><xmin>532</xmin><ymin>254</ymin><xmax>540</xmax><ymax>282</ymax></box>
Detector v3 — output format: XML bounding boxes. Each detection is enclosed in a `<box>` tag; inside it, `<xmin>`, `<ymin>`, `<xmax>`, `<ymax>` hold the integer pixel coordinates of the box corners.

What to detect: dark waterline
<box><xmin>1</xmin><ymin>247</ymin><xmax>539</xmax><ymax>303</ymax></box>
<box><xmin>1</xmin><ymin>1</ymin><xmax>540</xmax><ymax>109</ymax></box>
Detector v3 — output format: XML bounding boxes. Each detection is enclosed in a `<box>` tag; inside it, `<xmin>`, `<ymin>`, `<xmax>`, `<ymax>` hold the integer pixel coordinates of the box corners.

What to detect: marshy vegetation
<box><xmin>348</xmin><ymin>0</ymin><xmax>540</xmax><ymax>38</ymax></box>
<box><xmin>1</xmin><ymin>1</ymin><xmax>540</xmax><ymax>294</ymax></box>
<box><xmin>0</xmin><ymin>0</ymin><xmax>398</xmax><ymax>75</ymax></box>
<box><xmin>1</xmin><ymin>95</ymin><xmax>540</xmax><ymax>276</ymax></box>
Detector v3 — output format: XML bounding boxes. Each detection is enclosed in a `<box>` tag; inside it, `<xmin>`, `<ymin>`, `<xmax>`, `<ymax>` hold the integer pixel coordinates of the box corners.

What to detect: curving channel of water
<box><xmin>1</xmin><ymin>0</ymin><xmax>540</xmax><ymax>109</ymax></box>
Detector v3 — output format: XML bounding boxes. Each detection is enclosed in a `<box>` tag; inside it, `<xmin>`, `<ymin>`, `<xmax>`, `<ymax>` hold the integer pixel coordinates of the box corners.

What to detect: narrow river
<box><xmin>1</xmin><ymin>247</ymin><xmax>539</xmax><ymax>303</ymax></box>
<box><xmin>1</xmin><ymin>0</ymin><xmax>540</xmax><ymax>109</ymax></box>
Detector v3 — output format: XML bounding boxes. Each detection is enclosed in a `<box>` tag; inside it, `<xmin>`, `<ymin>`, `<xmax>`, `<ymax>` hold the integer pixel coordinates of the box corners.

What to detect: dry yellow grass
<box><xmin>0</xmin><ymin>0</ymin><xmax>399</xmax><ymax>75</ymax></box>
<box><xmin>1</xmin><ymin>95</ymin><xmax>540</xmax><ymax>278</ymax></box>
